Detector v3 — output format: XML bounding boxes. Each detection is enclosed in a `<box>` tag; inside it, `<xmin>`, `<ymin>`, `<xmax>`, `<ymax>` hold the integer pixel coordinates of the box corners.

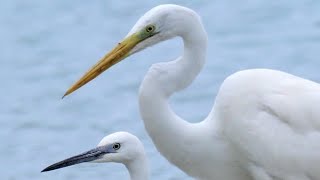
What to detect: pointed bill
<box><xmin>41</xmin><ymin>147</ymin><xmax>106</xmax><ymax>172</ymax></box>
<box><xmin>63</xmin><ymin>33</ymin><xmax>142</xmax><ymax>98</ymax></box>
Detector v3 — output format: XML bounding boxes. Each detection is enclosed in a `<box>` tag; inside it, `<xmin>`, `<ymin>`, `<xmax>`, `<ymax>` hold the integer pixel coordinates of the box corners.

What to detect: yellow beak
<box><xmin>63</xmin><ymin>33</ymin><xmax>142</xmax><ymax>98</ymax></box>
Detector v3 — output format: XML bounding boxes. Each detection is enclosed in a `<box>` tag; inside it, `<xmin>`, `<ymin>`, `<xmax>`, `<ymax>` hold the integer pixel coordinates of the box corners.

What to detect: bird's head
<box><xmin>126</xmin><ymin>4</ymin><xmax>201</xmax><ymax>55</ymax></box>
<box><xmin>63</xmin><ymin>4</ymin><xmax>202</xmax><ymax>97</ymax></box>
<box><xmin>94</xmin><ymin>132</ymin><xmax>145</xmax><ymax>164</ymax></box>
<box><xmin>41</xmin><ymin>132</ymin><xmax>145</xmax><ymax>172</ymax></box>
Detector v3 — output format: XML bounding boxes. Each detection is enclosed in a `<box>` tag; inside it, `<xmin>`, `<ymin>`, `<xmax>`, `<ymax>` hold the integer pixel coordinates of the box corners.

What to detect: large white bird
<box><xmin>42</xmin><ymin>132</ymin><xmax>149</xmax><ymax>180</ymax></box>
<box><xmin>62</xmin><ymin>4</ymin><xmax>320</xmax><ymax>180</ymax></box>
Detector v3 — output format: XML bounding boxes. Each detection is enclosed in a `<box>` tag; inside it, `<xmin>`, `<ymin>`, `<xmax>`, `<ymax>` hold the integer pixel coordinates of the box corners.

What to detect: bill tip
<box><xmin>62</xmin><ymin>92</ymin><xmax>69</xmax><ymax>99</ymax></box>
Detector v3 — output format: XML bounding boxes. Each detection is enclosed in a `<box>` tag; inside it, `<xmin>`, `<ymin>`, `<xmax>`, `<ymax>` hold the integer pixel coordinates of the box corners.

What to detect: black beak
<box><xmin>41</xmin><ymin>147</ymin><xmax>107</xmax><ymax>172</ymax></box>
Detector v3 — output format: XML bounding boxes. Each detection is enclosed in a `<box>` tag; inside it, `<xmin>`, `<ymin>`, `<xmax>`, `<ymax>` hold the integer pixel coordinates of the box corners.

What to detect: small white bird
<box><xmin>62</xmin><ymin>4</ymin><xmax>320</xmax><ymax>180</ymax></box>
<box><xmin>42</xmin><ymin>132</ymin><xmax>149</xmax><ymax>180</ymax></box>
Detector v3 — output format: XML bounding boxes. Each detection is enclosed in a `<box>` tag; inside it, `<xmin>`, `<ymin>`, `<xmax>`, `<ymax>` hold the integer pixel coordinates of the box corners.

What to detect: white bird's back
<box><xmin>214</xmin><ymin>69</ymin><xmax>320</xmax><ymax>179</ymax></box>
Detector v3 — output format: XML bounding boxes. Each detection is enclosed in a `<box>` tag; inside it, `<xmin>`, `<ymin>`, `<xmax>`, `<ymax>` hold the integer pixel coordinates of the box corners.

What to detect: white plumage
<box><xmin>63</xmin><ymin>4</ymin><xmax>320</xmax><ymax>180</ymax></box>
<box><xmin>42</xmin><ymin>132</ymin><xmax>149</xmax><ymax>180</ymax></box>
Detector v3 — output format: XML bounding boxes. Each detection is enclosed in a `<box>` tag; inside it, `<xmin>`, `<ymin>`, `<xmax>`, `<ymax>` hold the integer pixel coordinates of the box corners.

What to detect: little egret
<box><xmin>62</xmin><ymin>4</ymin><xmax>320</xmax><ymax>180</ymax></box>
<box><xmin>42</xmin><ymin>132</ymin><xmax>149</xmax><ymax>180</ymax></box>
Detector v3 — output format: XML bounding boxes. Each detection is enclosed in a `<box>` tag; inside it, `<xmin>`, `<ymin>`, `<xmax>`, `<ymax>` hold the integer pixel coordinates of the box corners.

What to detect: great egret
<box><xmin>62</xmin><ymin>4</ymin><xmax>320</xmax><ymax>180</ymax></box>
<box><xmin>42</xmin><ymin>132</ymin><xmax>149</xmax><ymax>180</ymax></box>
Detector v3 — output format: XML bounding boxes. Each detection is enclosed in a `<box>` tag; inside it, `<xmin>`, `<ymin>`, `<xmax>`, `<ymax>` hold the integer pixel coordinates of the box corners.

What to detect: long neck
<box><xmin>125</xmin><ymin>155</ymin><xmax>149</xmax><ymax>180</ymax></box>
<box><xmin>138</xmin><ymin>20</ymin><xmax>208</xmax><ymax>152</ymax></box>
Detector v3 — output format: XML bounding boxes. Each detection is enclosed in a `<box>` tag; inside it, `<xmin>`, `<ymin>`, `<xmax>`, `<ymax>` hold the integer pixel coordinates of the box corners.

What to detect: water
<box><xmin>1</xmin><ymin>0</ymin><xmax>320</xmax><ymax>179</ymax></box>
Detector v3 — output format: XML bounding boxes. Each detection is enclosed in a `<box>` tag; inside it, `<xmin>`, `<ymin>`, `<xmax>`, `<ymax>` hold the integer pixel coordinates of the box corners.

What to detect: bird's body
<box><xmin>63</xmin><ymin>4</ymin><xmax>320</xmax><ymax>180</ymax></box>
<box><xmin>141</xmin><ymin>67</ymin><xmax>320</xmax><ymax>180</ymax></box>
<box><xmin>42</xmin><ymin>132</ymin><xmax>149</xmax><ymax>180</ymax></box>
<box><xmin>215</xmin><ymin>69</ymin><xmax>320</xmax><ymax>180</ymax></box>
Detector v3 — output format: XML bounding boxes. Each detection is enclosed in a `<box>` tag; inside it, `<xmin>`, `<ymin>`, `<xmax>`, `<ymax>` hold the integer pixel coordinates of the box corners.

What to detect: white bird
<box><xmin>62</xmin><ymin>4</ymin><xmax>320</xmax><ymax>180</ymax></box>
<box><xmin>42</xmin><ymin>132</ymin><xmax>149</xmax><ymax>180</ymax></box>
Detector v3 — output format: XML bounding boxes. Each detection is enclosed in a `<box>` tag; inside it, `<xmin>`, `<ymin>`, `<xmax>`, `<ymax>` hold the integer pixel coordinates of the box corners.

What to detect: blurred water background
<box><xmin>1</xmin><ymin>0</ymin><xmax>320</xmax><ymax>179</ymax></box>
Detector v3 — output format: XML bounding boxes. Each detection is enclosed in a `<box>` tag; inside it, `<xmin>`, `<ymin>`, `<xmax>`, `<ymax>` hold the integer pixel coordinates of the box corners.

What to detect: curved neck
<box><xmin>160</xmin><ymin>25</ymin><xmax>208</xmax><ymax>96</ymax></box>
<box><xmin>177</xmin><ymin>26</ymin><xmax>207</xmax><ymax>93</ymax></box>
<box><xmin>138</xmin><ymin>20</ymin><xmax>208</xmax><ymax>155</ymax></box>
<box><xmin>125</xmin><ymin>155</ymin><xmax>149</xmax><ymax>180</ymax></box>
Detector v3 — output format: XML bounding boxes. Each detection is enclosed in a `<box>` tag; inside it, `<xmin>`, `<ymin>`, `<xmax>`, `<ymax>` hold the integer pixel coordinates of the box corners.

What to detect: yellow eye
<box><xmin>145</xmin><ymin>25</ymin><xmax>155</xmax><ymax>33</ymax></box>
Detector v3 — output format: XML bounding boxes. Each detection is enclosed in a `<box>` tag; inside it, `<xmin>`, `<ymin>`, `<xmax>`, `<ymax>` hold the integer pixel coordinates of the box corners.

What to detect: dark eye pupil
<box><xmin>147</xmin><ymin>26</ymin><xmax>154</xmax><ymax>32</ymax></box>
<box><xmin>113</xmin><ymin>143</ymin><xmax>120</xmax><ymax>150</ymax></box>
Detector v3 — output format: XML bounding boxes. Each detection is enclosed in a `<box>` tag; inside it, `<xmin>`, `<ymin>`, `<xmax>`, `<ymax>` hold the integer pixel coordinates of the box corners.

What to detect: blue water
<box><xmin>1</xmin><ymin>0</ymin><xmax>320</xmax><ymax>179</ymax></box>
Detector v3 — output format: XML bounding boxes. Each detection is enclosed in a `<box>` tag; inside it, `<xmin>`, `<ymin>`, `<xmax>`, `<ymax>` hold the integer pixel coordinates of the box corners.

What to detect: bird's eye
<box><xmin>145</xmin><ymin>25</ymin><xmax>155</xmax><ymax>33</ymax></box>
<box><xmin>113</xmin><ymin>143</ymin><xmax>121</xmax><ymax>150</ymax></box>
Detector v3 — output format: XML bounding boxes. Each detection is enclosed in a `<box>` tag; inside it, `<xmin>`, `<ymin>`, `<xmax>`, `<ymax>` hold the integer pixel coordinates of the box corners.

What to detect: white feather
<box><xmin>132</xmin><ymin>4</ymin><xmax>320</xmax><ymax>180</ymax></box>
